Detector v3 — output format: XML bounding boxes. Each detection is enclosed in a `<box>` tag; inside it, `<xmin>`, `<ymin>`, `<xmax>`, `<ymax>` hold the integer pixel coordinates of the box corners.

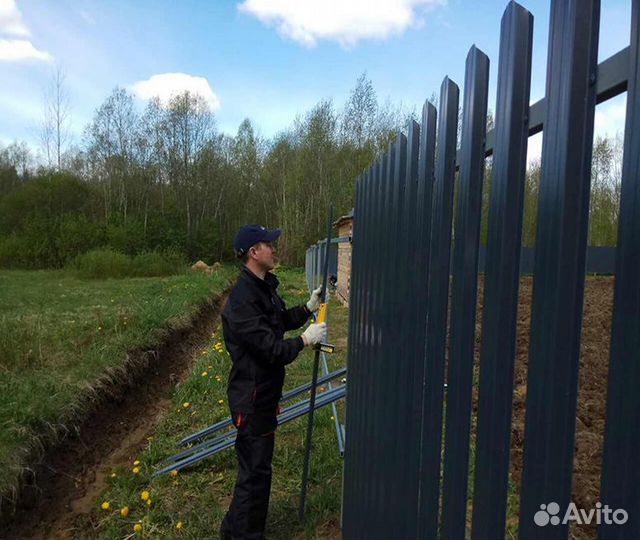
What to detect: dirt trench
<box><xmin>0</xmin><ymin>292</ymin><xmax>228</xmax><ymax>540</ymax></box>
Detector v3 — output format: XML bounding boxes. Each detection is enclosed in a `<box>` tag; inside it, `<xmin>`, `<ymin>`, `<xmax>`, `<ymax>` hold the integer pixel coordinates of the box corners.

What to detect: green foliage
<box><xmin>1</xmin><ymin>76</ymin><xmax>624</xmax><ymax>271</ymax></box>
<box><xmin>70</xmin><ymin>248</ymin><xmax>187</xmax><ymax>279</ymax></box>
<box><xmin>71</xmin><ymin>248</ymin><xmax>133</xmax><ymax>279</ymax></box>
<box><xmin>130</xmin><ymin>250</ymin><xmax>187</xmax><ymax>278</ymax></box>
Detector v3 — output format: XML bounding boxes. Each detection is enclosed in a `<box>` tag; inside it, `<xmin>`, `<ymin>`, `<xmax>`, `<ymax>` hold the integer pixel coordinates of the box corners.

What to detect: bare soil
<box><xmin>0</xmin><ymin>293</ymin><xmax>228</xmax><ymax>540</ymax></box>
<box><xmin>501</xmin><ymin>276</ymin><xmax>614</xmax><ymax>539</ymax></box>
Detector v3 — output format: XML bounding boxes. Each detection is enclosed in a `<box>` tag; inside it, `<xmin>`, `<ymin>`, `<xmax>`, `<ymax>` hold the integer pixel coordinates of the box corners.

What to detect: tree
<box><xmin>41</xmin><ymin>67</ymin><xmax>71</xmax><ymax>170</ymax></box>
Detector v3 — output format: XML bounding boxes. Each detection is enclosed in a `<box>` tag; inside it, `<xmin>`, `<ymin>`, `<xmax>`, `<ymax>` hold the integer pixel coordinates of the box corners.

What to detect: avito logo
<box><xmin>534</xmin><ymin>501</ymin><xmax>628</xmax><ymax>526</ymax></box>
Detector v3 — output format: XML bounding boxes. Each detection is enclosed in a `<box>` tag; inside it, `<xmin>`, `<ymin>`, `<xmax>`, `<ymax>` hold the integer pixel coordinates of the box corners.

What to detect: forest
<box><xmin>0</xmin><ymin>74</ymin><xmax>623</xmax><ymax>269</ymax></box>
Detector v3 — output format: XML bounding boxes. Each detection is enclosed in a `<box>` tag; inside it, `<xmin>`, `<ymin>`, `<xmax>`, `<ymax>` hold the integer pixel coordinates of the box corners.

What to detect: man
<box><xmin>220</xmin><ymin>224</ymin><xmax>327</xmax><ymax>540</ymax></box>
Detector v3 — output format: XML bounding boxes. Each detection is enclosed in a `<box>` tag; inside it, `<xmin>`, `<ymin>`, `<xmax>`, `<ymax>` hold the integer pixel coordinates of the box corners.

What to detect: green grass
<box><xmin>0</xmin><ymin>265</ymin><xmax>236</xmax><ymax>498</ymax></box>
<box><xmin>81</xmin><ymin>266</ymin><xmax>348</xmax><ymax>540</ymax></box>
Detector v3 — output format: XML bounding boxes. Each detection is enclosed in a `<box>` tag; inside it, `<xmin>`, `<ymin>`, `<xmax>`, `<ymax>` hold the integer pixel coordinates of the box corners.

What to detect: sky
<box><xmin>0</xmin><ymin>0</ymin><xmax>632</xmax><ymax>162</ymax></box>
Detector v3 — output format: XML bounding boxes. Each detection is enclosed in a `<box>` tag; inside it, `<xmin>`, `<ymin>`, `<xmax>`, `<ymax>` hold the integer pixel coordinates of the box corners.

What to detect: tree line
<box><xmin>0</xmin><ymin>73</ymin><xmax>623</xmax><ymax>269</ymax></box>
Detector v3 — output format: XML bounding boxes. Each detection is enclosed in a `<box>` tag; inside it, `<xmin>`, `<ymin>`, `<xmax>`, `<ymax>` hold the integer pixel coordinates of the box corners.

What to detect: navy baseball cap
<box><xmin>234</xmin><ymin>224</ymin><xmax>281</xmax><ymax>257</ymax></box>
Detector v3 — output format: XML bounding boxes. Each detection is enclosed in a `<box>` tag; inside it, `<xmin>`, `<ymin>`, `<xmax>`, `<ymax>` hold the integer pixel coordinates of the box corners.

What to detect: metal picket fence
<box><xmin>305</xmin><ymin>237</ymin><xmax>342</xmax><ymax>290</ymax></box>
<box><xmin>342</xmin><ymin>1</ymin><xmax>640</xmax><ymax>539</ymax></box>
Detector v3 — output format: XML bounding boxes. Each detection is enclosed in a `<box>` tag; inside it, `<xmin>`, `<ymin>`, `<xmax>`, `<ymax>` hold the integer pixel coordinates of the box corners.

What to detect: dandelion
<box><xmin>183</xmin><ymin>402</ymin><xmax>190</xmax><ymax>408</ymax></box>
<box><xmin>146</xmin><ymin>499</ymin><xmax>152</xmax><ymax>507</ymax></box>
<box><xmin>120</xmin><ymin>506</ymin><xmax>129</xmax><ymax>517</ymax></box>
<box><xmin>132</xmin><ymin>466</ymin><xmax>140</xmax><ymax>474</ymax></box>
<box><xmin>176</xmin><ymin>521</ymin><xmax>183</xmax><ymax>530</ymax></box>
<box><xmin>141</xmin><ymin>491</ymin><xmax>150</xmax><ymax>501</ymax></box>
<box><xmin>202</xmin><ymin>371</ymin><xmax>208</xmax><ymax>377</ymax></box>
<box><xmin>110</xmin><ymin>472</ymin><xmax>117</xmax><ymax>478</ymax></box>
<box><xmin>170</xmin><ymin>470</ymin><xmax>178</xmax><ymax>478</ymax></box>
<box><xmin>218</xmin><ymin>399</ymin><xmax>224</xmax><ymax>405</ymax></box>
<box><xmin>134</xmin><ymin>460</ymin><xmax>141</xmax><ymax>466</ymax></box>
<box><xmin>134</xmin><ymin>523</ymin><xmax>142</xmax><ymax>533</ymax></box>
<box><xmin>101</xmin><ymin>501</ymin><xmax>110</xmax><ymax>510</ymax></box>
<box><xmin>98</xmin><ymin>326</ymin><xmax>102</xmax><ymax>331</ymax></box>
<box><xmin>331</xmin><ymin>416</ymin><xmax>335</xmax><ymax>420</ymax></box>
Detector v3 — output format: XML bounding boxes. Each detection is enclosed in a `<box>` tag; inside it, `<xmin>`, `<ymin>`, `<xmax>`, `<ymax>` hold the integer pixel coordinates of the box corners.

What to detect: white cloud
<box><xmin>0</xmin><ymin>39</ymin><xmax>52</xmax><ymax>62</ymax></box>
<box><xmin>594</xmin><ymin>95</ymin><xmax>626</xmax><ymax>139</ymax></box>
<box><xmin>0</xmin><ymin>0</ymin><xmax>30</xmax><ymax>36</ymax></box>
<box><xmin>131</xmin><ymin>73</ymin><xmax>221</xmax><ymax>111</ymax></box>
<box><xmin>238</xmin><ymin>0</ymin><xmax>446</xmax><ymax>48</ymax></box>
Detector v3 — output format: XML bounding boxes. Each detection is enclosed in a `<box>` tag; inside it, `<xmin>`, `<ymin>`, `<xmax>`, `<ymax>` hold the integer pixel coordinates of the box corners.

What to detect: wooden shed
<box><xmin>333</xmin><ymin>209</ymin><xmax>354</xmax><ymax>306</ymax></box>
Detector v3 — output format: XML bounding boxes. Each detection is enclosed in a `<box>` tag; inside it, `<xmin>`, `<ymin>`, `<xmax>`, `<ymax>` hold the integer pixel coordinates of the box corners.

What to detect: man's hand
<box><xmin>301</xmin><ymin>322</ymin><xmax>327</xmax><ymax>347</ymax></box>
<box><xmin>306</xmin><ymin>286</ymin><xmax>324</xmax><ymax>313</ymax></box>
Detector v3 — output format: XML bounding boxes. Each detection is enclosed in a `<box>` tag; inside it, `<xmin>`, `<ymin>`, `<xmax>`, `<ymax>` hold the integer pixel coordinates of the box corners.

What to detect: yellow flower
<box><xmin>133</xmin><ymin>523</ymin><xmax>142</xmax><ymax>533</ymax></box>
<box><xmin>330</xmin><ymin>416</ymin><xmax>335</xmax><ymax>420</ymax></box>
<box><xmin>170</xmin><ymin>470</ymin><xmax>178</xmax><ymax>477</ymax></box>
<box><xmin>146</xmin><ymin>499</ymin><xmax>152</xmax><ymax>507</ymax></box>
<box><xmin>120</xmin><ymin>506</ymin><xmax>129</xmax><ymax>517</ymax></box>
<box><xmin>176</xmin><ymin>521</ymin><xmax>183</xmax><ymax>530</ymax></box>
<box><xmin>101</xmin><ymin>501</ymin><xmax>110</xmax><ymax>510</ymax></box>
<box><xmin>133</xmin><ymin>460</ymin><xmax>141</xmax><ymax>466</ymax></box>
<box><xmin>110</xmin><ymin>472</ymin><xmax>117</xmax><ymax>478</ymax></box>
<box><xmin>201</xmin><ymin>371</ymin><xmax>208</xmax><ymax>377</ymax></box>
<box><xmin>218</xmin><ymin>399</ymin><xmax>224</xmax><ymax>405</ymax></box>
<box><xmin>140</xmin><ymin>490</ymin><xmax>150</xmax><ymax>501</ymax></box>
<box><xmin>132</xmin><ymin>466</ymin><xmax>140</xmax><ymax>474</ymax></box>
<box><xmin>183</xmin><ymin>402</ymin><xmax>190</xmax><ymax>408</ymax></box>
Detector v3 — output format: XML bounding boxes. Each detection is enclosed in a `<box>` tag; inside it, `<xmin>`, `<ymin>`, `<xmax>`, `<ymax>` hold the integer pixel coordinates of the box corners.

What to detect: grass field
<box><xmin>75</xmin><ymin>266</ymin><xmax>348</xmax><ymax>539</ymax></box>
<box><xmin>0</xmin><ymin>266</ymin><xmax>236</xmax><ymax>501</ymax></box>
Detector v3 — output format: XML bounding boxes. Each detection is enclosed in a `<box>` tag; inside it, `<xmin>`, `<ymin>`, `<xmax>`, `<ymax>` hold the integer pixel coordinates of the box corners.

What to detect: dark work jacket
<box><xmin>222</xmin><ymin>266</ymin><xmax>311</xmax><ymax>414</ymax></box>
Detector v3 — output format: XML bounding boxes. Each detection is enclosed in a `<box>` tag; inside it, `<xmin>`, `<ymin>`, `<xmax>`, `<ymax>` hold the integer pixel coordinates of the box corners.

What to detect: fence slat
<box><xmin>393</xmin><ymin>121</ymin><xmax>421</xmax><ymax>539</ymax></box>
<box><xmin>366</xmin><ymin>158</ymin><xmax>385</xmax><ymax>538</ymax></box>
<box><xmin>343</xmin><ymin>173</ymin><xmax>364</xmax><ymax>537</ymax></box>
<box><xmin>469</xmin><ymin>3</ymin><xmax>533</xmax><ymax>539</ymax></box>
<box><xmin>418</xmin><ymin>76</ymin><xmax>460</xmax><ymax>539</ymax></box>
<box><xmin>362</xmin><ymin>163</ymin><xmax>380</xmax><ymax>538</ymax></box>
<box><xmin>599</xmin><ymin>1</ymin><xmax>640</xmax><ymax>537</ymax></box>
<box><xmin>518</xmin><ymin>1</ymin><xmax>600</xmax><ymax>538</ymax></box>
<box><xmin>379</xmin><ymin>133</ymin><xmax>407</xmax><ymax>538</ymax></box>
<box><xmin>440</xmin><ymin>44</ymin><xmax>490</xmax><ymax>540</ymax></box>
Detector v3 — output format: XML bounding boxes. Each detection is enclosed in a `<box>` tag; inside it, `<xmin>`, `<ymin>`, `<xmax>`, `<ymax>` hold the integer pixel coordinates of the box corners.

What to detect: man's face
<box><xmin>250</xmin><ymin>241</ymin><xmax>277</xmax><ymax>270</ymax></box>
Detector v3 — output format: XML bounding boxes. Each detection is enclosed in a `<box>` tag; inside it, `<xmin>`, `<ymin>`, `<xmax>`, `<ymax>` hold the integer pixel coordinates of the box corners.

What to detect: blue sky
<box><xmin>0</xmin><ymin>0</ymin><xmax>631</xmax><ymax>161</ymax></box>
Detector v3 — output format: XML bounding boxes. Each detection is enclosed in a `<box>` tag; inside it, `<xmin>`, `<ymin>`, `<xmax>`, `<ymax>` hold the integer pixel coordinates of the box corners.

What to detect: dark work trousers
<box><xmin>221</xmin><ymin>412</ymin><xmax>278</xmax><ymax>540</ymax></box>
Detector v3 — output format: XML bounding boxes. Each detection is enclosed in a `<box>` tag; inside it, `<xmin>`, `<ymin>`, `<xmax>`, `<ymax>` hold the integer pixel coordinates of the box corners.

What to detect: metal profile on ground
<box><xmin>153</xmin><ymin>385</ymin><xmax>346</xmax><ymax>478</ymax></box>
<box><xmin>177</xmin><ymin>367</ymin><xmax>347</xmax><ymax>447</ymax></box>
<box><xmin>162</xmin><ymin>386</ymin><xmax>346</xmax><ymax>467</ymax></box>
